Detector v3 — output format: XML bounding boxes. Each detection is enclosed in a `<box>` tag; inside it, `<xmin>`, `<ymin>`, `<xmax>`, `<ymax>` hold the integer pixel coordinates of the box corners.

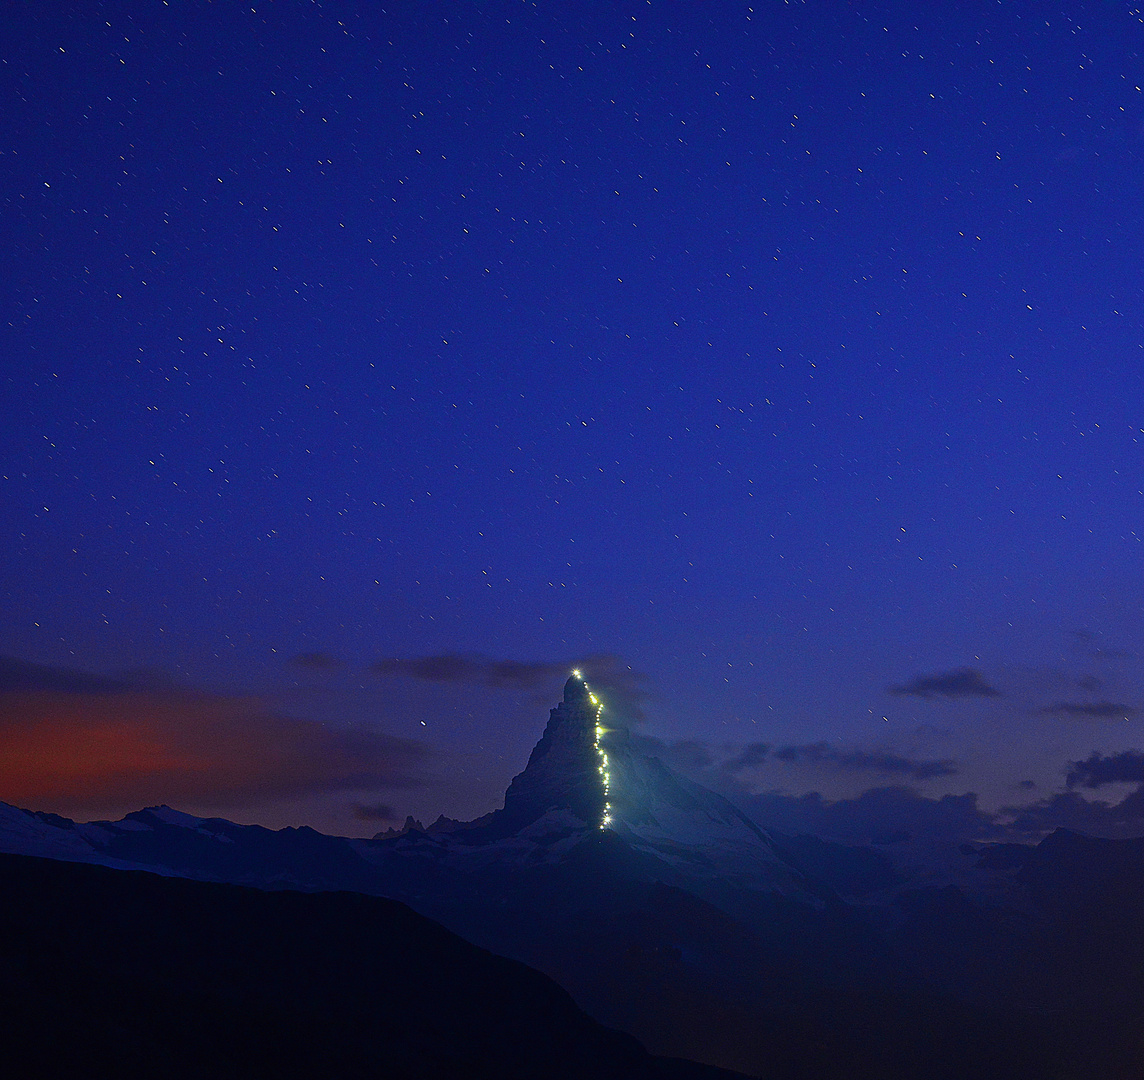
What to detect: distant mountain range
<box><xmin>4</xmin><ymin>673</ymin><xmax>1144</xmax><ymax>1078</ymax></box>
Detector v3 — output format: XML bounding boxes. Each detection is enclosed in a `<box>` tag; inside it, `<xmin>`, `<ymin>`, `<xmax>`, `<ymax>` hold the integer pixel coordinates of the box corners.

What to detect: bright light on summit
<box><xmin>575</xmin><ymin>671</ymin><xmax>612</xmax><ymax>829</ymax></box>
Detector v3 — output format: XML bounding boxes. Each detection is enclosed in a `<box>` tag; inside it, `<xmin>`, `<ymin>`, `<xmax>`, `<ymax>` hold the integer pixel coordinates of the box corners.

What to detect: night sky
<box><xmin>5</xmin><ymin>1</ymin><xmax>1144</xmax><ymax>839</ymax></box>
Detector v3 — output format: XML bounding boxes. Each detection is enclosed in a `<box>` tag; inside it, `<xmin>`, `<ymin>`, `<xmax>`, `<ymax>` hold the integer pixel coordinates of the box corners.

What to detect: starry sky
<box><xmin>5</xmin><ymin>1</ymin><xmax>1144</xmax><ymax>839</ymax></box>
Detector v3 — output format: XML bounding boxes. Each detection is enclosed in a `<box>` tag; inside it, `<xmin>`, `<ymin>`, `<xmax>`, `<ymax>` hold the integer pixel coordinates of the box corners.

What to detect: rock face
<box><xmin>498</xmin><ymin>674</ymin><xmax>607</xmax><ymax>832</ymax></box>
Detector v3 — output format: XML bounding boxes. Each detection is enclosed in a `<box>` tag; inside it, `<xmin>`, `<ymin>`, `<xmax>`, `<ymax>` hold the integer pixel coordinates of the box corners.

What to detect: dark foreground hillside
<box><xmin>0</xmin><ymin>853</ymin><xmax>739</xmax><ymax>1080</ymax></box>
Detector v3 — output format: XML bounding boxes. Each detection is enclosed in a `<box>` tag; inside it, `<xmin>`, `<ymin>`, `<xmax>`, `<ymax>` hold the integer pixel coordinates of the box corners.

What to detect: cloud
<box><xmin>1037</xmin><ymin>701</ymin><xmax>1136</xmax><ymax>719</ymax></box>
<box><xmin>1002</xmin><ymin>787</ymin><xmax>1144</xmax><ymax>840</ymax></box>
<box><xmin>371</xmin><ymin>653</ymin><xmax>566</xmax><ymax>689</ymax></box>
<box><xmin>1066</xmin><ymin>750</ymin><xmax>1144</xmax><ymax>789</ymax></box>
<box><xmin>717</xmin><ymin>739</ymin><xmax>956</xmax><ymax>781</ymax></box>
<box><xmin>1076</xmin><ymin>675</ymin><xmax>1103</xmax><ymax>691</ymax></box>
<box><xmin>999</xmin><ymin>748</ymin><xmax>1144</xmax><ymax>838</ymax></box>
<box><xmin>740</xmin><ymin>786</ymin><xmax>1001</xmax><ymax>845</ymax></box>
<box><xmin>0</xmin><ymin>687</ymin><xmax>428</xmax><ymax>818</ymax></box>
<box><xmin>287</xmin><ymin>652</ymin><xmax>342</xmax><ymax>671</ymax></box>
<box><xmin>888</xmin><ymin>668</ymin><xmax>1001</xmax><ymax>699</ymax></box>
<box><xmin>571</xmin><ymin>654</ymin><xmax>651</xmax><ymax>722</ymax></box>
<box><xmin>371</xmin><ymin>651</ymin><xmax>650</xmax><ymax>721</ymax></box>
<box><xmin>627</xmin><ymin>730</ymin><xmax>1144</xmax><ymax>843</ymax></box>
<box><xmin>737</xmin><ymin>775</ymin><xmax>1144</xmax><ymax>844</ymax></box>
<box><xmin>724</xmin><ymin>742</ymin><xmax>772</xmax><ymax>770</ymax></box>
<box><xmin>0</xmin><ymin>655</ymin><xmax>126</xmax><ymax>694</ymax></box>
<box><xmin>615</xmin><ymin>728</ymin><xmax>1144</xmax><ymax>843</ymax></box>
<box><xmin>626</xmin><ymin>732</ymin><xmax>718</xmax><ymax>772</ymax></box>
<box><xmin>767</xmin><ymin>742</ymin><xmax>957</xmax><ymax>780</ymax></box>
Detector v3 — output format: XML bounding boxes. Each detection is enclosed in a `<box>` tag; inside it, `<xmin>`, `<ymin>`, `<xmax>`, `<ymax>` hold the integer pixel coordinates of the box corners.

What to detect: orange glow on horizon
<box><xmin>0</xmin><ymin>689</ymin><xmax>424</xmax><ymax>818</ymax></box>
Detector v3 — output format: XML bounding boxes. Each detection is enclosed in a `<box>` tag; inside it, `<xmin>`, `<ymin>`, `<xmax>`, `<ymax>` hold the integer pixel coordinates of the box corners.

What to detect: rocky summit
<box><xmin>495</xmin><ymin>673</ymin><xmax>609</xmax><ymax>833</ymax></box>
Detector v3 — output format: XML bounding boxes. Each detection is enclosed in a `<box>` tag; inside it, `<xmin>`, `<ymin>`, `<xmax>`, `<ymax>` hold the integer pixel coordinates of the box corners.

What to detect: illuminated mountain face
<box><xmin>582</xmin><ymin>671</ymin><xmax>614</xmax><ymax>831</ymax></box>
<box><xmin>489</xmin><ymin>675</ymin><xmax>808</xmax><ymax>894</ymax></box>
<box><xmin>497</xmin><ymin>673</ymin><xmax>609</xmax><ymax>832</ymax></box>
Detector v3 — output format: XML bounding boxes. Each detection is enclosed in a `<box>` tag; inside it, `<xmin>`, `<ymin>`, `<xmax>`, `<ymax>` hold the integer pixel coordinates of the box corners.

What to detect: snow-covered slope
<box><xmin>0</xmin><ymin>801</ymin><xmax>194</xmax><ymax>872</ymax></box>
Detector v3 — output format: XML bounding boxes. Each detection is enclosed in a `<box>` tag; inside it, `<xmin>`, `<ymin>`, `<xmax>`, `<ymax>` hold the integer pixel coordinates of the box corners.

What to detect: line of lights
<box><xmin>573</xmin><ymin>669</ymin><xmax>612</xmax><ymax>829</ymax></box>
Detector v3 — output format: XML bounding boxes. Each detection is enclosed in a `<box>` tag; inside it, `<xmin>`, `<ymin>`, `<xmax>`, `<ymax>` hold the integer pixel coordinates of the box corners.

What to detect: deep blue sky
<box><xmin>4</xmin><ymin>1</ymin><xmax>1144</xmax><ymax>837</ymax></box>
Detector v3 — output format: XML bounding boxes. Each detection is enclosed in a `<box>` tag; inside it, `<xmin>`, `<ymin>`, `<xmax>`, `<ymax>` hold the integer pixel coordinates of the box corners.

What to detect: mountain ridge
<box><xmin>0</xmin><ymin>850</ymin><xmax>743</xmax><ymax>1080</ymax></box>
<box><xmin>4</xmin><ymin>673</ymin><xmax>1144</xmax><ymax>1077</ymax></box>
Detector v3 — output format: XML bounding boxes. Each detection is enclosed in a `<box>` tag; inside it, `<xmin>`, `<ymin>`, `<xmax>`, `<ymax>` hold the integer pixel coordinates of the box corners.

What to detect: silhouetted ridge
<box><xmin>562</xmin><ymin>672</ymin><xmax>593</xmax><ymax>706</ymax></box>
<box><xmin>0</xmin><ymin>852</ymin><xmax>741</xmax><ymax>1080</ymax></box>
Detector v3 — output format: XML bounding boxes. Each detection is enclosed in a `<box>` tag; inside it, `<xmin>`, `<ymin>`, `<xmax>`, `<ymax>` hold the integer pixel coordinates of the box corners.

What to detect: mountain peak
<box><xmin>439</xmin><ymin>674</ymin><xmax>815</xmax><ymax>900</ymax></box>
<box><xmin>563</xmin><ymin>670</ymin><xmax>592</xmax><ymax>705</ymax></box>
<box><xmin>493</xmin><ymin>671</ymin><xmax>609</xmax><ymax>833</ymax></box>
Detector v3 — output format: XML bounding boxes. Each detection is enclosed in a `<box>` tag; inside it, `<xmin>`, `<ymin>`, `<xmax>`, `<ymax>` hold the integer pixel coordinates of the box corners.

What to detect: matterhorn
<box><xmin>400</xmin><ymin>672</ymin><xmax>816</xmax><ymax>905</ymax></box>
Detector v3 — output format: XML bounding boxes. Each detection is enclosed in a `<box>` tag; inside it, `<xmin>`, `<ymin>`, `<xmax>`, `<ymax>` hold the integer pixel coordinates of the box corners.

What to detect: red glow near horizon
<box><xmin>0</xmin><ymin>690</ymin><xmax>425</xmax><ymax>819</ymax></box>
